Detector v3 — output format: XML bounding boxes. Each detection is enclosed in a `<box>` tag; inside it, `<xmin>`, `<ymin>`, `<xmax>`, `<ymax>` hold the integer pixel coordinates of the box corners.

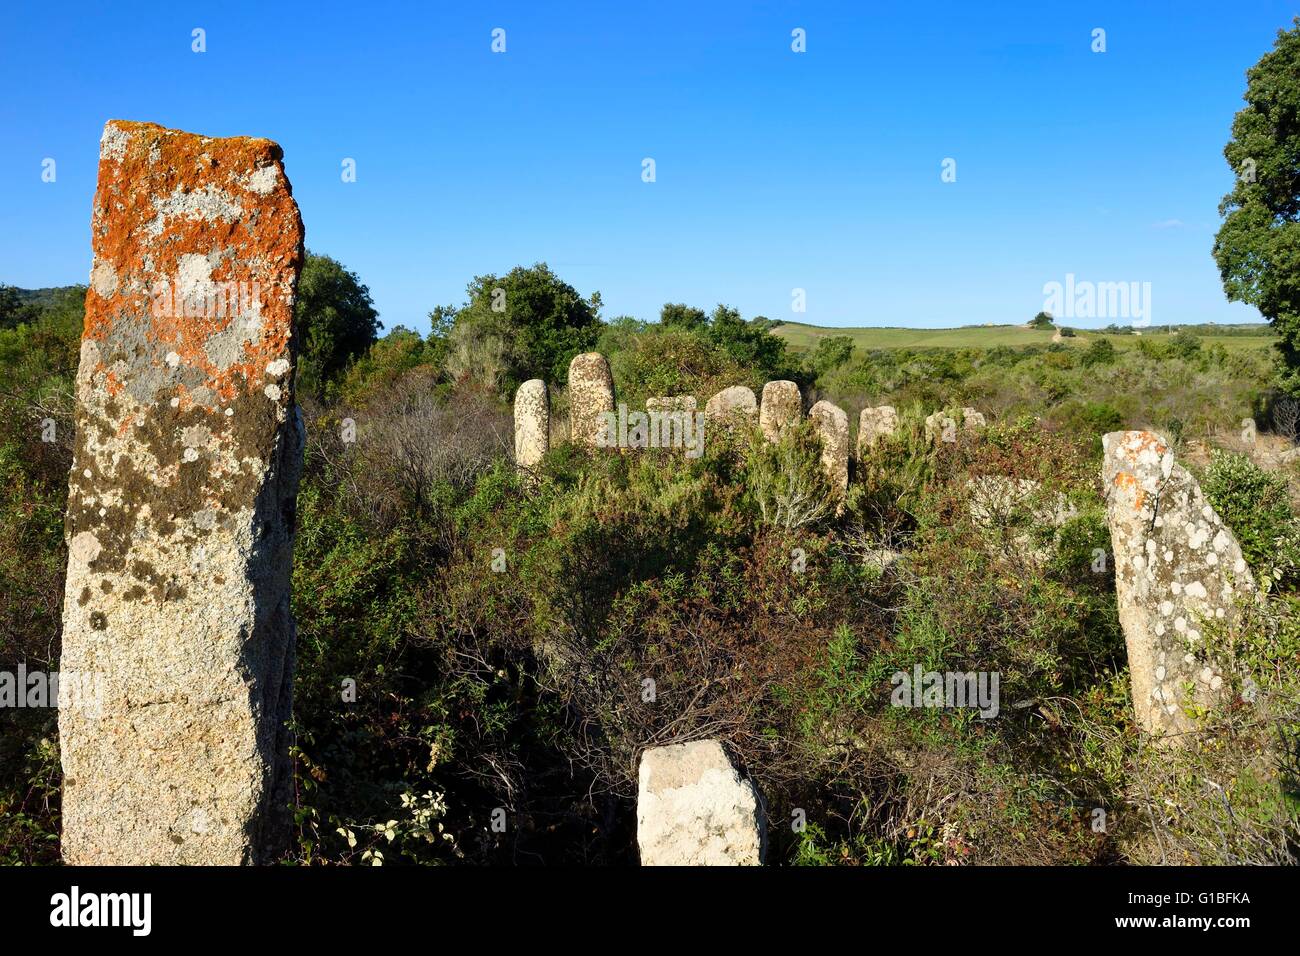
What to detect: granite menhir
<box><xmin>59</xmin><ymin>121</ymin><xmax>305</xmax><ymax>864</ymax></box>
<box><xmin>1101</xmin><ymin>431</ymin><xmax>1254</xmax><ymax>740</ymax></box>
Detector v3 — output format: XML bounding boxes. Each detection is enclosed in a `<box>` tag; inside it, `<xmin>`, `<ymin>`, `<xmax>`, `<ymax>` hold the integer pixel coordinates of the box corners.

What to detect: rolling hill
<box><xmin>770</xmin><ymin>320</ymin><xmax>1275</xmax><ymax>354</ymax></box>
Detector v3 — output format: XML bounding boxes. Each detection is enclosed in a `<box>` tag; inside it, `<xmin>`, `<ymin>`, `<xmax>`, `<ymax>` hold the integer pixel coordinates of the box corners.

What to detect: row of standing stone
<box><xmin>515</xmin><ymin>351</ymin><xmax>989</xmax><ymax>495</ymax></box>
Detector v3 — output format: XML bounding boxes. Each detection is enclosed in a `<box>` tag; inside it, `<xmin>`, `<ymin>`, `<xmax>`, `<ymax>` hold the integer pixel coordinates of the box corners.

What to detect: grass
<box><xmin>772</xmin><ymin>321</ymin><xmax>1275</xmax><ymax>354</ymax></box>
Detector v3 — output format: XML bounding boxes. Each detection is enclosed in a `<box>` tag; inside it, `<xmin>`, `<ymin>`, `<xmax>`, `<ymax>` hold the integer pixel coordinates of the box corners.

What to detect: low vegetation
<box><xmin>1</xmin><ymin>261</ymin><xmax>1297</xmax><ymax>866</ymax></box>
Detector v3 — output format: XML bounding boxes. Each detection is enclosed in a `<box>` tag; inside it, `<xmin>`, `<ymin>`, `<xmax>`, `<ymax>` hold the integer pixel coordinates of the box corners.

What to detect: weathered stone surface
<box><xmin>59</xmin><ymin>120</ymin><xmax>305</xmax><ymax>864</ymax></box>
<box><xmin>637</xmin><ymin>740</ymin><xmax>765</xmax><ymax>866</ymax></box>
<box><xmin>809</xmin><ymin>400</ymin><xmax>849</xmax><ymax>497</ymax></box>
<box><xmin>704</xmin><ymin>385</ymin><xmax>758</xmax><ymax>426</ymax></box>
<box><xmin>857</xmin><ymin>405</ymin><xmax>898</xmax><ymax>457</ymax></box>
<box><xmin>925</xmin><ymin>407</ymin><xmax>985</xmax><ymax>443</ymax></box>
<box><xmin>924</xmin><ymin>410</ymin><xmax>954</xmax><ymax>443</ymax></box>
<box><xmin>759</xmin><ymin>381</ymin><xmax>802</xmax><ymax>442</ymax></box>
<box><xmin>1102</xmin><ymin>431</ymin><xmax>1255</xmax><ymax>738</ymax></box>
<box><xmin>568</xmin><ymin>352</ymin><xmax>615</xmax><ymax>447</ymax></box>
<box><xmin>513</xmin><ymin>379</ymin><xmax>549</xmax><ymax>468</ymax></box>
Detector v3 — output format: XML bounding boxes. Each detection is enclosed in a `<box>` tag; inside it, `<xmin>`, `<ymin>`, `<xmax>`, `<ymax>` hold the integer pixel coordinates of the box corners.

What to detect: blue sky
<box><xmin>1</xmin><ymin>1</ymin><xmax>1295</xmax><ymax>332</ymax></box>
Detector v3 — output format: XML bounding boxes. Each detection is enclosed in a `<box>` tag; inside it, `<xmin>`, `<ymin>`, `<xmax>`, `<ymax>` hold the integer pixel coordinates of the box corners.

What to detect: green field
<box><xmin>771</xmin><ymin>321</ymin><xmax>1275</xmax><ymax>354</ymax></box>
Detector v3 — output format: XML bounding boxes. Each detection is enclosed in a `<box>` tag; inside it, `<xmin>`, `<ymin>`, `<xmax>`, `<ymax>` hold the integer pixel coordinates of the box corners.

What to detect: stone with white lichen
<box><xmin>759</xmin><ymin>381</ymin><xmax>802</xmax><ymax>443</ymax></box>
<box><xmin>1101</xmin><ymin>431</ymin><xmax>1254</xmax><ymax>740</ymax></box>
<box><xmin>704</xmin><ymin>385</ymin><xmax>758</xmax><ymax>428</ymax></box>
<box><xmin>857</xmin><ymin>405</ymin><xmax>898</xmax><ymax>457</ymax></box>
<box><xmin>810</xmin><ymin>400</ymin><xmax>849</xmax><ymax>497</ymax></box>
<box><xmin>59</xmin><ymin>120</ymin><xmax>305</xmax><ymax>864</ymax></box>
<box><xmin>568</xmin><ymin>352</ymin><xmax>615</xmax><ymax>447</ymax></box>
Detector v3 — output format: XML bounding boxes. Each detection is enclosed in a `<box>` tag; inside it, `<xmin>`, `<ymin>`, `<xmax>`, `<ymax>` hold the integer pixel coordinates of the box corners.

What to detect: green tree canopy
<box><xmin>0</xmin><ymin>285</ymin><xmax>23</xmax><ymax>331</ymax></box>
<box><xmin>705</xmin><ymin>304</ymin><xmax>790</xmax><ymax>374</ymax></box>
<box><xmin>809</xmin><ymin>335</ymin><xmax>855</xmax><ymax>375</ymax></box>
<box><xmin>294</xmin><ymin>252</ymin><xmax>381</xmax><ymax>397</ymax></box>
<box><xmin>1214</xmin><ymin>18</ymin><xmax>1300</xmax><ymax>392</ymax></box>
<box><xmin>0</xmin><ymin>285</ymin><xmax>42</xmax><ymax>332</ymax></box>
<box><xmin>338</xmin><ymin>326</ymin><xmax>439</xmax><ymax>406</ymax></box>
<box><xmin>660</xmin><ymin>302</ymin><xmax>708</xmax><ymax>332</ymax></box>
<box><xmin>444</xmin><ymin>262</ymin><xmax>602</xmax><ymax>393</ymax></box>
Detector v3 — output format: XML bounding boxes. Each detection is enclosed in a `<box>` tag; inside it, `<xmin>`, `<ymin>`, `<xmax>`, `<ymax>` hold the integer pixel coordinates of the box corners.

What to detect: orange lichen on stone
<box><xmin>60</xmin><ymin>120</ymin><xmax>305</xmax><ymax>865</ymax></box>
<box><xmin>1100</xmin><ymin>429</ymin><xmax>1256</xmax><ymax>741</ymax></box>
<box><xmin>84</xmin><ymin>120</ymin><xmax>303</xmax><ymax>406</ymax></box>
<box><xmin>1115</xmin><ymin>431</ymin><xmax>1168</xmax><ymax>463</ymax></box>
<box><xmin>1111</xmin><ymin>470</ymin><xmax>1145</xmax><ymax>509</ymax></box>
<box><xmin>68</xmin><ymin>119</ymin><xmax>306</xmax><ymax>570</ymax></box>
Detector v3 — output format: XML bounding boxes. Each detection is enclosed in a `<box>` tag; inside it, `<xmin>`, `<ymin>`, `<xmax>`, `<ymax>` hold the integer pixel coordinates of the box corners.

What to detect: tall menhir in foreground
<box><xmin>1101</xmin><ymin>431</ymin><xmax>1253</xmax><ymax>741</ymax></box>
<box><xmin>59</xmin><ymin>121</ymin><xmax>305</xmax><ymax>864</ymax></box>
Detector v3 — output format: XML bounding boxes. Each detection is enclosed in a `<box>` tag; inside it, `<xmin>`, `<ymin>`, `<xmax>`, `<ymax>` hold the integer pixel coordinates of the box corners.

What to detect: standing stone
<box><xmin>924</xmin><ymin>410</ymin><xmax>955</xmax><ymax>443</ymax></box>
<box><xmin>704</xmin><ymin>385</ymin><xmax>758</xmax><ymax>426</ymax></box>
<box><xmin>810</xmin><ymin>400</ymin><xmax>849</xmax><ymax>497</ymax></box>
<box><xmin>568</xmin><ymin>352</ymin><xmax>614</xmax><ymax>447</ymax></box>
<box><xmin>514</xmin><ymin>379</ymin><xmax>549</xmax><ymax>468</ymax></box>
<box><xmin>1101</xmin><ymin>431</ymin><xmax>1255</xmax><ymax>739</ymax></box>
<box><xmin>925</xmin><ymin>407</ymin><xmax>984</xmax><ymax>443</ymax></box>
<box><xmin>857</xmin><ymin>405</ymin><xmax>898</xmax><ymax>457</ymax></box>
<box><xmin>637</xmin><ymin>740</ymin><xmax>765</xmax><ymax>866</ymax></box>
<box><xmin>59</xmin><ymin>120</ymin><xmax>305</xmax><ymax>864</ymax></box>
<box><xmin>759</xmin><ymin>381</ymin><xmax>802</xmax><ymax>442</ymax></box>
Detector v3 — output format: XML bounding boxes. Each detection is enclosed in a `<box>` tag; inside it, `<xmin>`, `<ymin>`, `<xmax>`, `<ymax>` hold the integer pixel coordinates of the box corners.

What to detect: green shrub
<box><xmin>1081</xmin><ymin>338</ymin><xmax>1117</xmax><ymax>368</ymax></box>
<box><xmin>1051</xmin><ymin>400</ymin><xmax>1123</xmax><ymax>449</ymax></box>
<box><xmin>1201</xmin><ymin>450</ymin><xmax>1300</xmax><ymax>588</ymax></box>
<box><xmin>602</xmin><ymin>324</ymin><xmax>750</xmax><ymax>407</ymax></box>
<box><xmin>744</xmin><ymin>421</ymin><xmax>835</xmax><ymax>531</ymax></box>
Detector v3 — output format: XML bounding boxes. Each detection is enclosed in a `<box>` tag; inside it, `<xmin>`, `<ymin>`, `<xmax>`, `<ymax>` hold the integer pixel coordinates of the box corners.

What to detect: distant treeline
<box><xmin>1095</xmin><ymin>322</ymin><xmax>1273</xmax><ymax>336</ymax></box>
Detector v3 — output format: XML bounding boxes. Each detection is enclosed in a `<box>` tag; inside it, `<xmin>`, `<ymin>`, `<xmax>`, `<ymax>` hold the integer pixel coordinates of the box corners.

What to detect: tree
<box><xmin>1167</xmin><ymin>330</ymin><xmax>1203</xmax><ymax>360</ymax></box>
<box><xmin>1214</xmin><ymin>18</ymin><xmax>1300</xmax><ymax>392</ymax></box>
<box><xmin>660</xmin><ymin>303</ymin><xmax>707</xmax><ymax>332</ymax></box>
<box><xmin>809</xmin><ymin>335</ymin><xmax>855</xmax><ymax>375</ymax></box>
<box><xmin>1029</xmin><ymin>311</ymin><xmax>1055</xmax><ymax>329</ymax></box>
<box><xmin>443</xmin><ymin>263</ymin><xmax>601</xmax><ymax>393</ymax></box>
<box><xmin>0</xmin><ymin>285</ymin><xmax>41</xmax><ymax>331</ymax></box>
<box><xmin>422</xmin><ymin>304</ymin><xmax>458</xmax><ymax>374</ymax></box>
<box><xmin>705</xmin><ymin>304</ymin><xmax>790</xmax><ymax>374</ymax></box>
<box><xmin>295</xmin><ymin>252</ymin><xmax>381</xmax><ymax>397</ymax></box>
<box><xmin>0</xmin><ymin>285</ymin><xmax>22</xmax><ymax>330</ymax></box>
<box><xmin>337</xmin><ymin>326</ymin><xmax>438</xmax><ymax>406</ymax></box>
<box><xmin>0</xmin><ymin>285</ymin><xmax>83</xmax><ymax>401</ymax></box>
